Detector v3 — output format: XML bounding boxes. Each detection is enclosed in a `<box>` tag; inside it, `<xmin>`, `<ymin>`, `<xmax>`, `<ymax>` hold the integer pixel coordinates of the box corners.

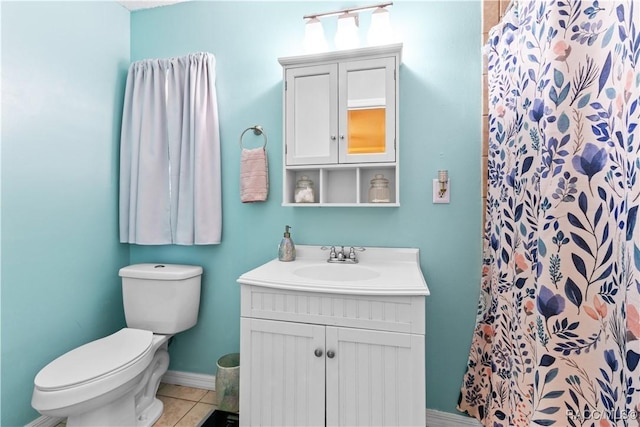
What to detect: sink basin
<box><xmin>293</xmin><ymin>264</ymin><xmax>380</xmax><ymax>282</ymax></box>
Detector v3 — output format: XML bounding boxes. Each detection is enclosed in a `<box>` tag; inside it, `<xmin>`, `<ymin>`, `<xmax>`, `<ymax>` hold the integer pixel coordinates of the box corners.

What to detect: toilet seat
<box><xmin>35</xmin><ymin>328</ymin><xmax>153</xmax><ymax>391</ymax></box>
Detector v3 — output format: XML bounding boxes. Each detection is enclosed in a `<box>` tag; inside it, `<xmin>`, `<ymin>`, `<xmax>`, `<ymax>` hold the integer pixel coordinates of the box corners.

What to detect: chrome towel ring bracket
<box><xmin>239</xmin><ymin>125</ymin><xmax>268</xmax><ymax>149</ymax></box>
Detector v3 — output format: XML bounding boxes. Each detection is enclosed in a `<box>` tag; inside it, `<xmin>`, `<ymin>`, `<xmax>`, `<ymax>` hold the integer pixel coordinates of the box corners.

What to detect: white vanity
<box><xmin>237</xmin><ymin>245</ymin><xmax>429</xmax><ymax>427</ymax></box>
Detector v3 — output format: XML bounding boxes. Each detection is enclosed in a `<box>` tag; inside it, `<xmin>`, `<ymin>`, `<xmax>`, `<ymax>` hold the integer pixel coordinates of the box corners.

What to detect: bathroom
<box><xmin>1</xmin><ymin>1</ymin><xmax>482</xmax><ymax>426</ymax></box>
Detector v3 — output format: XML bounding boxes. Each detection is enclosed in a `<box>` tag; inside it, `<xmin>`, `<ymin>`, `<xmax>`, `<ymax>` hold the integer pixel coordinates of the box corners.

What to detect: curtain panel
<box><xmin>119</xmin><ymin>52</ymin><xmax>222</xmax><ymax>245</ymax></box>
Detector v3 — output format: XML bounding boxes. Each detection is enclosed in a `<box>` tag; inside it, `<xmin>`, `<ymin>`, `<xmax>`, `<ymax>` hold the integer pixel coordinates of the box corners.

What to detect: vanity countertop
<box><xmin>237</xmin><ymin>245</ymin><xmax>429</xmax><ymax>296</ymax></box>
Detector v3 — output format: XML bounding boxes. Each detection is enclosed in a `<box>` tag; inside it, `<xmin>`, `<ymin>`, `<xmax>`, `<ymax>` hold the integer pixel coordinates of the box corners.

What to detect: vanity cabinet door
<box><xmin>285</xmin><ymin>64</ymin><xmax>338</xmax><ymax>166</ymax></box>
<box><xmin>325</xmin><ymin>326</ymin><xmax>425</xmax><ymax>427</ymax></box>
<box><xmin>239</xmin><ymin>318</ymin><xmax>325</xmax><ymax>427</ymax></box>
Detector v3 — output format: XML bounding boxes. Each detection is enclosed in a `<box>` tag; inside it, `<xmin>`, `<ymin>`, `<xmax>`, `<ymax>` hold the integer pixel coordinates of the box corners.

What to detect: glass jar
<box><xmin>368</xmin><ymin>174</ymin><xmax>390</xmax><ymax>203</ymax></box>
<box><xmin>294</xmin><ymin>175</ymin><xmax>315</xmax><ymax>203</ymax></box>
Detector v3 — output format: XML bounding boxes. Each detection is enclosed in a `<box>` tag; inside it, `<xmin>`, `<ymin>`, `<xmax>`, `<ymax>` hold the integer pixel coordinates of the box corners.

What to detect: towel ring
<box><xmin>239</xmin><ymin>125</ymin><xmax>268</xmax><ymax>149</ymax></box>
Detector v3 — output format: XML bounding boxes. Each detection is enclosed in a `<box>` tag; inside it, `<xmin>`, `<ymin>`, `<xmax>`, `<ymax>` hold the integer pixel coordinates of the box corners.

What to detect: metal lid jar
<box><xmin>294</xmin><ymin>175</ymin><xmax>315</xmax><ymax>203</ymax></box>
<box><xmin>368</xmin><ymin>174</ymin><xmax>390</xmax><ymax>203</ymax></box>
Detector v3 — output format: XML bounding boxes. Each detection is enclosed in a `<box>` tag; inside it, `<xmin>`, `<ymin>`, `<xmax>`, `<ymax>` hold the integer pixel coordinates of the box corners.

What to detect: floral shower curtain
<box><xmin>458</xmin><ymin>1</ymin><xmax>639</xmax><ymax>426</ymax></box>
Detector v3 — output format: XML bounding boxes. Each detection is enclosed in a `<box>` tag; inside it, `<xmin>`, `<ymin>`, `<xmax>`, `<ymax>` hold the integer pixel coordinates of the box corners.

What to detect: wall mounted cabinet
<box><xmin>279</xmin><ymin>44</ymin><xmax>402</xmax><ymax>207</ymax></box>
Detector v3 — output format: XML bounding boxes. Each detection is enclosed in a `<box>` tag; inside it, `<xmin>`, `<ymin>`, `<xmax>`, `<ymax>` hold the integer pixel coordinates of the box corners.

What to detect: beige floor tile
<box><xmin>153</xmin><ymin>395</ymin><xmax>196</xmax><ymax>427</ymax></box>
<box><xmin>176</xmin><ymin>402</ymin><xmax>215</xmax><ymax>427</ymax></box>
<box><xmin>199</xmin><ymin>390</ymin><xmax>217</xmax><ymax>405</ymax></box>
<box><xmin>157</xmin><ymin>383</ymin><xmax>208</xmax><ymax>402</ymax></box>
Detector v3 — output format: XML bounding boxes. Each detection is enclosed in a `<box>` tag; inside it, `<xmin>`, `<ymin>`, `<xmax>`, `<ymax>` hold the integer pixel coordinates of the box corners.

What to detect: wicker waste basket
<box><xmin>215</xmin><ymin>353</ymin><xmax>240</xmax><ymax>413</ymax></box>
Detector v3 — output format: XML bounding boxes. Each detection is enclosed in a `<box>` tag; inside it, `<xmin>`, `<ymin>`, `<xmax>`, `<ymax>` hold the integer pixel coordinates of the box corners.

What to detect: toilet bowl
<box><xmin>32</xmin><ymin>264</ymin><xmax>202</xmax><ymax>426</ymax></box>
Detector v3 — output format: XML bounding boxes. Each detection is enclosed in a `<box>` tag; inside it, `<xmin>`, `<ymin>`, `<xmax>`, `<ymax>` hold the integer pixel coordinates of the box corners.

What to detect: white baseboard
<box><xmin>161</xmin><ymin>369</ymin><xmax>216</xmax><ymax>390</ymax></box>
<box><xmin>25</xmin><ymin>415</ymin><xmax>64</xmax><ymax>427</ymax></box>
<box><xmin>426</xmin><ymin>409</ymin><xmax>482</xmax><ymax>427</ymax></box>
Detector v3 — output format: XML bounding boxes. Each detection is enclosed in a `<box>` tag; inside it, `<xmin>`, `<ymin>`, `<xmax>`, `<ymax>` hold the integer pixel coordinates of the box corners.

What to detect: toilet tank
<box><xmin>119</xmin><ymin>264</ymin><xmax>203</xmax><ymax>334</ymax></box>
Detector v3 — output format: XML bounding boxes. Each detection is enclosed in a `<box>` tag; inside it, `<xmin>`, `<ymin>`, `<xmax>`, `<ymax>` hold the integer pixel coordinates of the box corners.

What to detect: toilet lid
<box><xmin>34</xmin><ymin>328</ymin><xmax>153</xmax><ymax>391</ymax></box>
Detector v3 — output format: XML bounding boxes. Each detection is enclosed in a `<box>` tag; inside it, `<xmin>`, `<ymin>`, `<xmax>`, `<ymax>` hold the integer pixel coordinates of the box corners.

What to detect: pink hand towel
<box><xmin>240</xmin><ymin>147</ymin><xmax>269</xmax><ymax>203</ymax></box>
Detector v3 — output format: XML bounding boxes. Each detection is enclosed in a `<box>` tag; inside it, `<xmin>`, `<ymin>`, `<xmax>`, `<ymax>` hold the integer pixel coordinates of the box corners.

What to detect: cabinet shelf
<box><xmin>282</xmin><ymin>202</ymin><xmax>400</xmax><ymax>208</ymax></box>
<box><xmin>284</xmin><ymin>162</ymin><xmax>395</xmax><ymax>170</ymax></box>
<box><xmin>283</xmin><ymin>166</ymin><xmax>398</xmax><ymax>206</ymax></box>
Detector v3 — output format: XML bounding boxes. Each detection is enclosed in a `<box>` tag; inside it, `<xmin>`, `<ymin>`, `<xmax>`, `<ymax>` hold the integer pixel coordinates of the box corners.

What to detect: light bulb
<box><xmin>335</xmin><ymin>12</ymin><xmax>359</xmax><ymax>50</ymax></box>
<box><xmin>367</xmin><ymin>7</ymin><xmax>392</xmax><ymax>46</ymax></box>
<box><xmin>304</xmin><ymin>17</ymin><xmax>327</xmax><ymax>53</ymax></box>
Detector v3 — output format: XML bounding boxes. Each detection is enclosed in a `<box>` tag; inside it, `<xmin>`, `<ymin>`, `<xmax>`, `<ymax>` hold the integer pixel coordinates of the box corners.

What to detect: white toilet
<box><xmin>32</xmin><ymin>263</ymin><xmax>203</xmax><ymax>427</ymax></box>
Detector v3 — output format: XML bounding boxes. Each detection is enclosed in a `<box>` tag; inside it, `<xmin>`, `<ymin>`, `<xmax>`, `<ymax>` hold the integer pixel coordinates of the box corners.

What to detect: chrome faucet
<box><xmin>321</xmin><ymin>246</ymin><xmax>365</xmax><ymax>263</ymax></box>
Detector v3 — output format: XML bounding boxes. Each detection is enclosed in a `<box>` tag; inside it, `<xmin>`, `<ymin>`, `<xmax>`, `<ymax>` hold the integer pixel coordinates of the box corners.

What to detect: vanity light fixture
<box><xmin>303</xmin><ymin>17</ymin><xmax>328</xmax><ymax>53</ymax></box>
<box><xmin>302</xmin><ymin>2</ymin><xmax>393</xmax><ymax>52</ymax></box>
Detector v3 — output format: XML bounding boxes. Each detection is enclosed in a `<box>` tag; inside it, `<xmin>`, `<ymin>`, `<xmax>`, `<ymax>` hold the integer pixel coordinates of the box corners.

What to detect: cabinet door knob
<box><xmin>327</xmin><ymin>350</ymin><xmax>335</xmax><ymax>359</ymax></box>
<box><xmin>331</xmin><ymin>135</ymin><xmax>337</xmax><ymax>141</ymax></box>
<box><xmin>340</xmin><ymin>135</ymin><xmax>345</xmax><ymax>140</ymax></box>
<box><xmin>314</xmin><ymin>348</ymin><xmax>323</xmax><ymax>357</ymax></box>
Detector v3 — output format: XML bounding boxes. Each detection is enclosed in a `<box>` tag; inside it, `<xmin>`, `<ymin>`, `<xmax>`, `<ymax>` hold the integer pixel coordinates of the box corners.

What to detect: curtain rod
<box><xmin>303</xmin><ymin>2</ymin><xmax>393</xmax><ymax>20</ymax></box>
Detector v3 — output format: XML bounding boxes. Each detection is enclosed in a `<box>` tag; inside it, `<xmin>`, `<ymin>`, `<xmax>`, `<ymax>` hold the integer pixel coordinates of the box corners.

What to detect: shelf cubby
<box><xmin>283</xmin><ymin>169</ymin><xmax>321</xmax><ymax>205</ymax></box>
<box><xmin>321</xmin><ymin>168</ymin><xmax>357</xmax><ymax>204</ymax></box>
<box><xmin>358</xmin><ymin>166</ymin><xmax>397</xmax><ymax>205</ymax></box>
<box><xmin>283</xmin><ymin>164</ymin><xmax>398</xmax><ymax>207</ymax></box>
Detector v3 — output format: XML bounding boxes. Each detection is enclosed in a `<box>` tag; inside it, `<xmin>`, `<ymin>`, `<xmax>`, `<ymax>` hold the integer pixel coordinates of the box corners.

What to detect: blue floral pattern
<box><xmin>458</xmin><ymin>1</ymin><xmax>640</xmax><ymax>426</ymax></box>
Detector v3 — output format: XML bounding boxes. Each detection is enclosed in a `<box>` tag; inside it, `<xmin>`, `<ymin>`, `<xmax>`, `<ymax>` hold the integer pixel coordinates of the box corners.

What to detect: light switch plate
<box><xmin>432</xmin><ymin>179</ymin><xmax>450</xmax><ymax>204</ymax></box>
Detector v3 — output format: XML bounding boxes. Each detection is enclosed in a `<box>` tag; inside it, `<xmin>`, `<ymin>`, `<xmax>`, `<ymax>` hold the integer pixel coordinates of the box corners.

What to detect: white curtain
<box><xmin>119</xmin><ymin>52</ymin><xmax>222</xmax><ymax>245</ymax></box>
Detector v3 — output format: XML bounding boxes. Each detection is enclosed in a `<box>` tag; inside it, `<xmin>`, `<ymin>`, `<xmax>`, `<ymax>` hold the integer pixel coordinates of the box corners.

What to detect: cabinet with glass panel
<box><xmin>279</xmin><ymin>44</ymin><xmax>401</xmax><ymax>206</ymax></box>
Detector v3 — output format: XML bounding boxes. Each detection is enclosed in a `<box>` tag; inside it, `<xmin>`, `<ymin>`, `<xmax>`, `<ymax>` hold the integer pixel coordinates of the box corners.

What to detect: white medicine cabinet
<box><xmin>279</xmin><ymin>43</ymin><xmax>402</xmax><ymax>207</ymax></box>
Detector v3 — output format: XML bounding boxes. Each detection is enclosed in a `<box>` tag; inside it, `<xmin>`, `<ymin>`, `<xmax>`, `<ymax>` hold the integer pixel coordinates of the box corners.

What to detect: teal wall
<box><xmin>0</xmin><ymin>2</ymin><xmax>130</xmax><ymax>425</ymax></box>
<box><xmin>130</xmin><ymin>0</ymin><xmax>482</xmax><ymax>416</ymax></box>
<box><xmin>0</xmin><ymin>1</ymin><xmax>481</xmax><ymax>424</ymax></box>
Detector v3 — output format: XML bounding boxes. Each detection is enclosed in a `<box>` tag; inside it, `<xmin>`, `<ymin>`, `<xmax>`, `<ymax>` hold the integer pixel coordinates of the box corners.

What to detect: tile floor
<box><xmin>153</xmin><ymin>383</ymin><xmax>218</xmax><ymax>427</ymax></box>
<box><xmin>55</xmin><ymin>383</ymin><xmax>218</xmax><ymax>427</ymax></box>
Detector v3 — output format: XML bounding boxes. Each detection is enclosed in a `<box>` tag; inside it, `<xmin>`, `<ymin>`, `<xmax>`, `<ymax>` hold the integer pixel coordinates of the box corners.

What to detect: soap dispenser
<box><xmin>278</xmin><ymin>225</ymin><xmax>296</xmax><ymax>262</ymax></box>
